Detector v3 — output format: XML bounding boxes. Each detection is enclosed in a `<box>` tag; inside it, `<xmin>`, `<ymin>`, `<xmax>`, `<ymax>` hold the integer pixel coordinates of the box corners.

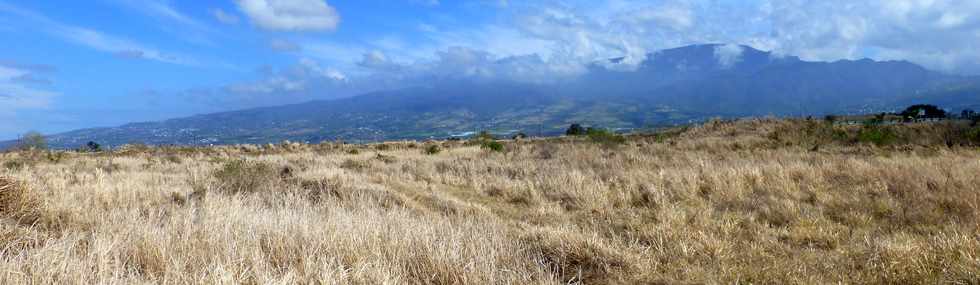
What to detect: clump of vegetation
<box><xmin>966</xmin><ymin>127</ymin><xmax>980</xmax><ymax>143</ymax></box>
<box><xmin>375</xmin><ymin>153</ymin><xmax>397</xmax><ymax>164</ymax></box>
<box><xmin>340</xmin><ymin>159</ymin><xmax>370</xmax><ymax>171</ymax></box>
<box><xmin>15</xmin><ymin>131</ymin><xmax>47</xmax><ymax>151</ymax></box>
<box><xmin>346</xmin><ymin>148</ymin><xmax>360</xmax><ymax>155</ymax></box>
<box><xmin>423</xmin><ymin>144</ymin><xmax>442</xmax><ymax>155</ymax></box>
<box><xmin>0</xmin><ymin>177</ymin><xmax>43</xmax><ymax>224</ymax></box>
<box><xmin>858</xmin><ymin>126</ymin><xmax>897</xmax><ymax>146</ymax></box>
<box><xmin>45</xmin><ymin>151</ymin><xmax>66</xmax><ymax>163</ymax></box>
<box><xmin>212</xmin><ymin>159</ymin><xmax>284</xmax><ymax>194</ymax></box>
<box><xmin>900</xmin><ymin>104</ymin><xmax>947</xmax><ymax>119</ymax></box>
<box><xmin>565</xmin><ymin>123</ymin><xmax>587</xmax><ymax>136</ymax></box>
<box><xmin>2</xmin><ymin>160</ymin><xmax>27</xmax><ymax>171</ymax></box>
<box><xmin>83</xmin><ymin>141</ymin><xmax>102</xmax><ymax>152</ymax></box>
<box><xmin>586</xmin><ymin>128</ymin><xmax>626</xmax><ymax>145</ymax></box>
<box><xmin>480</xmin><ymin>140</ymin><xmax>505</xmax><ymax>152</ymax></box>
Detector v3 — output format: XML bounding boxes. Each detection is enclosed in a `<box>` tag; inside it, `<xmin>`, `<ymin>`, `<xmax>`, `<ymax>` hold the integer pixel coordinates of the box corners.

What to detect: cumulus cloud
<box><xmin>236</xmin><ymin>0</ymin><xmax>340</xmax><ymax>32</ymax></box>
<box><xmin>764</xmin><ymin>0</ymin><xmax>980</xmax><ymax>73</ymax></box>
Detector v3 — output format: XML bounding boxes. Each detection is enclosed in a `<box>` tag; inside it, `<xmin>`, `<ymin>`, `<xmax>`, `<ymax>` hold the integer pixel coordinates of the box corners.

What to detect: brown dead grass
<box><xmin>0</xmin><ymin>119</ymin><xmax>978</xmax><ymax>284</ymax></box>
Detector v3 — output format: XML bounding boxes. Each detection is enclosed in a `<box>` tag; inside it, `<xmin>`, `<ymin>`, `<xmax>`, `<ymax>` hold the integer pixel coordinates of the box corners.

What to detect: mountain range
<box><xmin>13</xmin><ymin>44</ymin><xmax>980</xmax><ymax>149</ymax></box>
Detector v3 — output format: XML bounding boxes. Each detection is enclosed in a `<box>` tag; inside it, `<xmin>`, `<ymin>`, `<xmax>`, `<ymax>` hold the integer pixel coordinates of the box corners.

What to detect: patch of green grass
<box><xmin>858</xmin><ymin>126</ymin><xmax>897</xmax><ymax>146</ymax></box>
<box><xmin>587</xmin><ymin>128</ymin><xmax>626</xmax><ymax>145</ymax></box>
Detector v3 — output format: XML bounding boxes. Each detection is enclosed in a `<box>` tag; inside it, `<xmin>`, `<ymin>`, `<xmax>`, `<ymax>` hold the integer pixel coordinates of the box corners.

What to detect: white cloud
<box><xmin>212</xmin><ymin>8</ymin><xmax>240</xmax><ymax>24</ymax></box>
<box><xmin>358</xmin><ymin>51</ymin><xmax>403</xmax><ymax>72</ymax></box>
<box><xmin>268</xmin><ymin>38</ymin><xmax>301</xmax><ymax>52</ymax></box>
<box><xmin>714</xmin><ymin>44</ymin><xmax>744</xmax><ymax>68</ymax></box>
<box><xmin>236</xmin><ymin>0</ymin><xmax>340</xmax><ymax>32</ymax></box>
<box><xmin>112</xmin><ymin>0</ymin><xmax>218</xmax><ymax>45</ymax></box>
<box><xmin>0</xmin><ymin>3</ymin><xmax>202</xmax><ymax>66</ymax></box>
<box><xmin>0</xmin><ymin>65</ymin><xmax>58</xmax><ymax>117</ymax></box>
<box><xmin>763</xmin><ymin>0</ymin><xmax>980</xmax><ymax>73</ymax></box>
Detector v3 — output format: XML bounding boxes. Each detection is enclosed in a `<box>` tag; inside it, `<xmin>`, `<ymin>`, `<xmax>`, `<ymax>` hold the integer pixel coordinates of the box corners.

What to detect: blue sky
<box><xmin>2</xmin><ymin>0</ymin><xmax>980</xmax><ymax>139</ymax></box>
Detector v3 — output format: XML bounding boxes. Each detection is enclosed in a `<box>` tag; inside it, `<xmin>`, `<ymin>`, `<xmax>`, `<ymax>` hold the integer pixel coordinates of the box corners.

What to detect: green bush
<box><xmin>858</xmin><ymin>126</ymin><xmax>897</xmax><ymax>146</ymax></box>
<box><xmin>565</xmin><ymin>124</ymin><xmax>586</xmax><ymax>136</ymax></box>
<box><xmin>423</xmin><ymin>144</ymin><xmax>442</xmax><ymax>155</ymax></box>
<box><xmin>587</xmin><ymin>128</ymin><xmax>626</xmax><ymax>145</ymax></box>
<box><xmin>2</xmin><ymin>160</ymin><xmax>26</xmax><ymax>171</ymax></box>
<box><xmin>45</xmin><ymin>151</ymin><xmax>66</xmax><ymax>163</ymax></box>
<box><xmin>965</xmin><ymin>127</ymin><xmax>980</xmax><ymax>144</ymax></box>
<box><xmin>481</xmin><ymin>140</ymin><xmax>505</xmax><ymax>152</ymax></box>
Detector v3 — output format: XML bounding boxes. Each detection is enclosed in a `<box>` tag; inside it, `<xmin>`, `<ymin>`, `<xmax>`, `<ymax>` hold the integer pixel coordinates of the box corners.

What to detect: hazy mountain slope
<box><xmin>24</xmin><ymin>44</ymin><xmax>978</xmax><ymax>149</ymax></box>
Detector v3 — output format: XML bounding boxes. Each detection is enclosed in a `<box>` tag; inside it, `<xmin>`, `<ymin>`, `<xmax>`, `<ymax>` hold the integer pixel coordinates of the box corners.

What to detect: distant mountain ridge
<box><xmin>17</xmin><ymin>44</ymin><xmax>980</xmax><ymax>149</ymax></box>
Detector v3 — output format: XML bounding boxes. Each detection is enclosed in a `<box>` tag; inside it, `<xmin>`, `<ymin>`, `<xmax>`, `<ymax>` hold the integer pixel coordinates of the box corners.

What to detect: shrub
<box><xmin>212</xmin><ymin>159</ymin><xmax>283</xmax><ymax>194</ymax></box>
<box><xmin>84</xmin><ymin>141</ymin><xmax>102</xmax><ymax>152</ymax></box>
<box><xmin>858</xmin><ymin>126</ymin><xmax>897</xmax><ymax>146</ymax></box>
<box><xmin>0</xmin><ymin>177</ymin><xmax>43</xmax><ymax>224</ymax></box>
<box><xmin>586</xmin><ymin>128</ymin><xmax>626</xmax><ymax>145</ymax></box>
<box><xmin>964</xmin><ymin>127</ymin><xmax>980</xmax><ymax>144</ymax></box>
<box><xmin>45</xmin><ymin>151</ymin><xmax>66</xmax><ymax>163</ymax></box>
<box><xmin>900</xmin><ymin>104</ymin><xmax>946</xmax><ymax>119</ymax></box>
<box><xmin>15</xmin><ymin>131</ymin><xmax>47</xmax><ymax>151</ymax></box>
<box><xmin>2</xmin><ymin>160</ymin><xmax>26</xmax><ymax>171</ymax></box>
<box><xmin>340</xmin><ymin>159</ymin><xmax>370</xmax><ymax>171</ymax></box>
<box><xmin>481</xmin><ymin>140</ymin><xmax>505</xmax><ymax>152</ymax></box>
<box><xmin>347</xmin><ymin>148</ymin><xmax>360</xmax><ymax>155</ymax></box>
<box><xmin>565</xmin><ymin>124</ymin><xmax>587</xmax><ymax>136</ymax></box>
<box><xmin>423</xmin><ymin>144</ymin><xmax>442</xmax><ymax>155</ymax></box>
<box><xmin>375</xmin><ymin>153</ymin><xmax>397</xmax><ymax>164</ymax></box>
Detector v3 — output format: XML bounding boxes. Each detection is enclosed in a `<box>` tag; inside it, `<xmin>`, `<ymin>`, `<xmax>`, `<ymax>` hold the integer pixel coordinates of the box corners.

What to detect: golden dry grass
<box><xmin>1</xmin><ymin>119</ymin><xmax>979</xmax><ymax>284</ymax></box>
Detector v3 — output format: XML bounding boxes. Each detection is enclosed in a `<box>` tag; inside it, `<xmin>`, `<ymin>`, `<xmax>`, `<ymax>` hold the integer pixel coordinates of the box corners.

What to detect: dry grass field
<box><xmin>1</xmin><ymin>119</ymin><xmax>979</xmax><ymax>284</ymax></box>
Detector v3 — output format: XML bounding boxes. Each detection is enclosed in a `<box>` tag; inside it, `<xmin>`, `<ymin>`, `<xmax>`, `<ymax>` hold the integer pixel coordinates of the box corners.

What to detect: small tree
<box><xmin>565</xmin><ymin>124</ymin><xmax>586</xmax><ymax>136</ymax></box>
<box><xmin>480</xmin><ymin>140</ymin><xmax>505</xmax><ymax>152</ymax></box>
<box><xmin>85</xmin><ymin>141</ymin><xmax>102</xmax><ymax>152</ymax></box>
<box><xmin>17</xmin><ymin>131</ymin><xmax>47</xmax><ymax>151</ymax></box>
<box><xmin>962</xmin><ymin>109</ymin><xmax>976</xmax><ymax>119</ymax></box>
<box><xmin>900</xmin><ymin>104</ymin><xmax>946</xmax><ymax>119</ymax></box>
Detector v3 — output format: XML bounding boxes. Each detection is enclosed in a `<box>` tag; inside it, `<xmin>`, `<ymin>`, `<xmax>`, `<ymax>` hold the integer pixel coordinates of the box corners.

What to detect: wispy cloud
<box><xmin>0</xmin><ymin>63</ymin><xmax>59</xmax><ymax>115</ymax></box>
<box><xmin>212</xmin><ymin>8</ymin><xmax>240</xmax><ymax>25</ymax></box>
<box><xmin>110</xmin><ymin>0</ymin><xmax>221</xmax><ymax>46</ymax></box>
<box><xmin>0</xmin><ymin>2</ymin><xmax>203</xmax><ymax>66</ymax></box>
